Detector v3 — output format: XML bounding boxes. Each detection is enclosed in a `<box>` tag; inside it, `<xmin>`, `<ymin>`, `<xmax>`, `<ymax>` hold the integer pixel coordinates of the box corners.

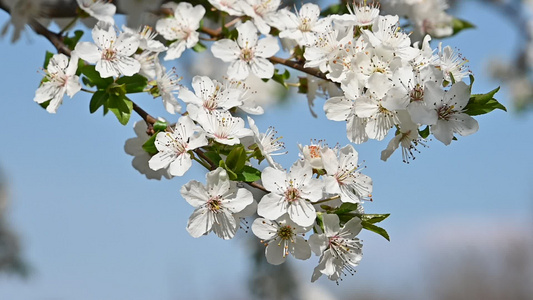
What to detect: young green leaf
<box><xmin>89</xmin><ymin>90</ymin><xmax>109</xmax><ymax>113</ymax></box>
<box><xmin>464</xmin><ymin>87</ymin><xmax>507</xmax><ymax>116</ymax></box>
<box><xmin>153</xmin><ymin>120</ymin><xmax>168</xmax><ymax>131</ymax></box>
<box><xmin>452</xmin><ymin>18</ymin><xmax>475</xmax><ymax>36</ymax></box>
<box><xmin>142</xmin><ymin>133</ymin><xmax>158</xmax><ymax>155</ymax></box>
<box><xmin>63</xmin><ymin>30</ymin><xmax>84</xmax><ymax>50</ymax></box>
<box><xmin>225</xmin><ymin>146</ymin><xmax>246</xmax><ymax>174</ymax></box>
<box><xmin>116</xmin><ymin>74</ymin><xmax>148</xmax><ymax>93</ymax></box>
<box><xmin>362</xmin><ymin>221</ymin><xmax>390</xmax><ymax>241</ymax></box>
<box><xmin>107</xmin><ymin>94</ymin><xmax>133</xmax><ymax>125</ymax></box>
<box><xmin>236</xmin><ymin>166</ymin><xmax>262</xmax><ymax>182</ymax></box>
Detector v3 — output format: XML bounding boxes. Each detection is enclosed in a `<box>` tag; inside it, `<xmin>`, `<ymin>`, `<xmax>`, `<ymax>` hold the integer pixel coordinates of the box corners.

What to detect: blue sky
<box><xmin>0</xmin><ymin>2</ymin><xmax>532</xmax><ymax>299</ymax></box>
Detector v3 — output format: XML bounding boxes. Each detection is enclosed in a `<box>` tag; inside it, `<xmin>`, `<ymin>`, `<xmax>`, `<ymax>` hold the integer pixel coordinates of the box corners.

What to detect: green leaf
<box><xmin>335</xmin><ymin>203</ymin><xmax>359</xmax><ymax>215</ymax></box>
<box><xmin>419</xmin><ymin>126</ymin><xmax>430</xmax><ymax>139</ymax></box>
<box><xmin>225</xmin><ymin>146</ymin><xmax>246</xmax><ymax>174</ymax></box>
<box><xmin>236</xmin><ymin>166</ymin><xmax>262</xmax><ymax>182</ymax></box>
<box><xmin>80</xmin><ymin>65</ymin><xmax>113</xmax><ymax>89</ymax></box>
<box><xmin>464</xmin><ymin>87</ymin><xmax>507</xmax><ymax>116</ymax></box>
<box><xmin>360</xmin><ymin>214</ymin><xmax>390</xmax><ymax>224</ymax></box>
<box><xmin>107</xmin><ymin>82</ymin><xmax>127</xmax><ymax>97</ymax></box>
<box><xmin>219</xmin><ymin>160</ymin><xmax>238</xmax><ymax>180</ymax></box>
<box><xmin>63</xmin><ymin>30</ymin><xmax>84</xmax><ymax>50</ymax></box>
<box><xmin>362</xmin><ymin>221</ymin><xmax>390</xmax><ymax>241</ymax></box>
<box><xmin>142</xmin><ymin>133</ymin><xmax>158</xmax><ymax>155</ymax></box>
<box><xmin>270</xmin><ymin>69</ymin><xmax>291</xmax><ymax>89</ymax></box>
<box><xmin>116</xmin><ymin>74</ymin><xmax>148</xmax><ymax>93</ymax></box>
<box><xmin>107</xmin><ymin>94</ymin><xmax>133</xmax><ymax>125</ymax></box>
<box><xmin>203</xmin><ymin>151</ymin><xmax>223</xmax><ymax>166</ymax></box>
<box><xmin>89</xmin><ymin>90</ymin><xmax>109</xmax><ymax>113</ymax></box>
<box><xmin>153</xmin><ymin>120</ymin><xmax>168</xmax><ymax>131</ymax></box>
<box><xmin>192</xmin><ymin>41</ymin><xmax>207</xmax><ymax>53</ymax></box>
<box><xmin>452</xmin><ymin>18</ymin><xmax>475</xmax><ymax>36</ymax></box>
<box><xmin>43</xmin><ymin>51</ymin><xmax>54</xmax><ymax>69</ymax></box>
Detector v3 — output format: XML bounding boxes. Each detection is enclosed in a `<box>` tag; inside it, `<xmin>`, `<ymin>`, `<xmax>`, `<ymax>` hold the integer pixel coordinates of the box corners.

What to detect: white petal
<box><xmin>180</xmin><ymin>180</ymin><xmax>208</xmax><ymax>207</ymax></box>
<box><xmin>186</xmin><ymin>207</ymin><xmax>212</xmax><ymax>238</ymax></box>
<box><xmin>251</xmin><ymin>217</ymin><xmax>278</xmax><ymax>240</ymax></box>
<box><xmin>265</xmin><ymin>240</ymin><xmax>287</xmax><ymax>265</ymax></box>
<box><xmin>250</xmin><ymin>57</ymin><xmax>275</xmax><ymax>79</ymax></box>
<box><xmin>74</xmin><ymin>42</ymin><xmax>100</xmax><ymax>63</ymax></box>
<box><xmin>257</xmin><ymin>193</ymin><xmax>286</xmax><ymax>221</ymax></box>
<box><xmin>227</xmin><ymin>60</ymin><xmax>250</xmax><ymax>80</ymax></box>
<box><xmin>211</xmin><ymin>39</ymin><xmax>240</xmax><ymax>62</ymax></box>
<box><xmin>290</xmin><ymin>236</ymin><xmax>312</xmax><ymax>260</ymax></box>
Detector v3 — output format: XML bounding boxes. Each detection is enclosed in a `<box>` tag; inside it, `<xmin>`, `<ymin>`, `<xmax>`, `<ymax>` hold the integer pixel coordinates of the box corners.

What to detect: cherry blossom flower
<box><xmin>181</xmin><ymin>167</ymin><xmax>254</xmax><ymax>239</ymax></box>
<box><xmin>76</xmin><ymin>0</ymin><xmax>116</xmax><ymax>24</ymax></box>
<box><xmin>179</xmin><ymin>75</ymin><xmax>243</xmax><ymax>119</ymax></box>
<box><xmin>195</xmin><ymin>110</ymin><xmax>253</xmax><ymax>145</ymax></box>
<box><xmin>124</xmin><ymin>120</ymin><xmax>172</xmax><ymax>180</ymax></box>
<box><xmin>211</xmin><ymin>21</ymin><xmax>279</xmax><ymax>80</ymax></box>
<box><xmin>252</xmin><ymin>215</ymin><xmax>312</xmax><ymax>265</ymax></box>
<box><xmin>257</xmin><ymin>160</ymin><xmax>323</xmax><ymax>227</ymax></box>
<box><xmin>122</xmin><ymin>25</ymin><xmax>166</xmax><ymax>53</ymax></box>
<box><xmin>154</xmin><ymin>57</ymin><xmax>182</xmax><ymax>114</ymax></box>
<box><xmin>309</xmin><ymin>214</ymin><xmax>363</xmax><ymax>282</ymax></box>
<box><xmin>148</xmin><ymin>116</ymin><xmax>208</xmax><ymax>176</ymax></box>
<box><xmin>381</xmin><ymin>111</ymin><xmax>424</xmax><ymax>163</ymax></box>
<box><xmin>276</xmin><ymin>3</ymin><xmax>329</xmax><ymax>46</ymax></box>
<box><xmin>238</xmin><ymin>0</ymin><xmax>280</xmax><ymax>34</ymax></box>
<box><xmin>34</xmin><ymin>53</ymin><xmax>81</xmax><ymax>113</ymax></box>
<box><xmin>247</xmin><ymin>116</ymin><xmax>285</xmax><ymax>169</ymax></box>
<box><xmin>433</xmin><ymin>44</ymin><xmax>470</xmax><ymax>82</ymax></box>
<box><xmin>331</xmin><ymin>1</ymin><xmax>380</xmax><ymax>27</ymax></box>
<box><xmin>322</xmin><ymin>145</ymin><xmax>373</xmax><ymax>203</ymax></box>
<box><xmin>424</xmin><ymin>81</ymin><xmax>479</xmax><ymax>145</ymax></box>
<box><xmin>299</xmin><ymin>141</ymin><xmax>332</xmax><ymax>170</ymax></box>
<box><xmin>75</xmin><ymin>21</ymin><xmax>140</xmax><ymax>78</ymax></box>
<box><xmin>155</xmin><ymin>2</ymin><xmax>205</xmax><ymax>60</ymax></box>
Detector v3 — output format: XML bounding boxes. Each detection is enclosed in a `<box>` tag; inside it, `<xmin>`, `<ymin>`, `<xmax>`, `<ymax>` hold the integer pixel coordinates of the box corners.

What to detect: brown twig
<box><xmin>269</xmin><ymin>56</ymin><xmax>329</xmax><ymax>81</ymax></box>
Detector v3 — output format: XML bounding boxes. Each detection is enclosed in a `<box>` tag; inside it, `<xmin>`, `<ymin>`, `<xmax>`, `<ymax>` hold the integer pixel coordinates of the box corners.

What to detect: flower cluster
<box><xmin>25</xmin><ymin>0</ymin><xmax>504</xmax><ymax>284</ymax></box>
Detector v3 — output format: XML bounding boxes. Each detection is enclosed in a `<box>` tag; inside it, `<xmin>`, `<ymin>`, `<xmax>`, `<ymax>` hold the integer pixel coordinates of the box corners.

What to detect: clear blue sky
<box><xmin>0</xmin><ymin>2</ymin><xmax>531</xmax><ymax>299</ymax></box>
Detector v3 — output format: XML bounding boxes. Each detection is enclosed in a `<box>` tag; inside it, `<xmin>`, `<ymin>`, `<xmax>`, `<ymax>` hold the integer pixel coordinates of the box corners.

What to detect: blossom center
<box><xmin>409</xmin><ymin>84</ymin><xmax>424</xmax><ymax>102</ymax></box>
<box><xmin>207</xmin><ymin>196</ymin><xmax>223</xmax><ymax>212</ymax></box>
<box><xmin>437</xmin><ymin>104</ymin><xmax>456</xmax><ymax>121</ymax></box>
<box><xmin>277</xmin><ymin>225</ymin><xmax>295</xmax><ymax>240</ymax></box>
<box><xmin>284</xmin><ymin>186</ymin><xmax>300</xmax><ymax>202</ymax></box>
<box><xmin>240</xmin><ymin>48</ymin><xmax>254</xmax><ymax>62</ymax></box>
<box><xmin>308</xmin><ymin>145</ymin><xmax>320</xmax><ymax>158</ymax></box>
<box><xmin>101</xmin><ymin>48</ymin><xmax>117</xmax><ymax>61</ymax></box>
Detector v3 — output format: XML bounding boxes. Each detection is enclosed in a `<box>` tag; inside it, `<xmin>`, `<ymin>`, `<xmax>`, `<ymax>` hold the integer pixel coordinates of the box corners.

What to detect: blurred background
<box><xmin>0</xmin><ymin>0</ymin><xmax>532</xmax><ymax>299</ymax></box>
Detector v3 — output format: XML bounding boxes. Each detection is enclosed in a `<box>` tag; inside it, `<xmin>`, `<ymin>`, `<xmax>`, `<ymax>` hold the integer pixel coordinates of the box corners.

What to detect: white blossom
<box><xmin>124</xmin><ymin>120</ymin><xmax>172</xmax><ymax>180</ymax></box>
<box><xmin>195</xmin><ymin>110</ymin><xmax>253</xmax><ymax>145</ymax></box>
<box><xmin>247</xmin><ymin>116</ymin><xmax>285</xmax><ymax>169</ymax></box>
<box><xmin>322</xmin><ymin>145</ymin><xmax>373</xmax><ymax>203</ymax></box>
<box><xmin>34</xmin><ymin>53</ymin><xmax>81</xmax><ymax>113</ymax></box>
<box><xmin>424</xmin><ymin>81</ymin><xmax>479</xmax><ymax>145</ymax></box>
<box><xmin>252</xmin><ymin>215</ymin><xmax>312</xmax><ymax>265</ymax></box>
<box><xmin>258</xmin><ymin>160</ymin><xmax>323</xmax><ymax>227</ymax></box>
<box><xmin>155</xmin><ymin>2</ymin><xmax>205</xmax><ymax>60</ymax></box>
<box><xmin>181</xmin><ymin>168</ymin><xmax>254</xmax><ymax>239</ymax></box>
<box><xmin>77</xmin><ymin>0</ymin><xmax>116</xmax><ymax>24</ymax></box>
<box><xmin>75</xmin><ymin>21</ymin><xmax>140</xmax><ymax>78</ymax></box>
<box><xmin>148</xmin><ymin>116</ymin><xmax>208</xmax><ymax>176</ymax></box>
<box><xmin>309</xmin><ymin>214</ymin><xmax>363</xmax><ymax>282</ymax></box>
<box><xmin>154</xmin><ymin>57</ymin><xmax>182</xmax><ymax>114</ymax></box>
<box><xmin>211</xmin><ymin>21</ymin><xmax>279</xmax><ymax>80</ymax></box>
